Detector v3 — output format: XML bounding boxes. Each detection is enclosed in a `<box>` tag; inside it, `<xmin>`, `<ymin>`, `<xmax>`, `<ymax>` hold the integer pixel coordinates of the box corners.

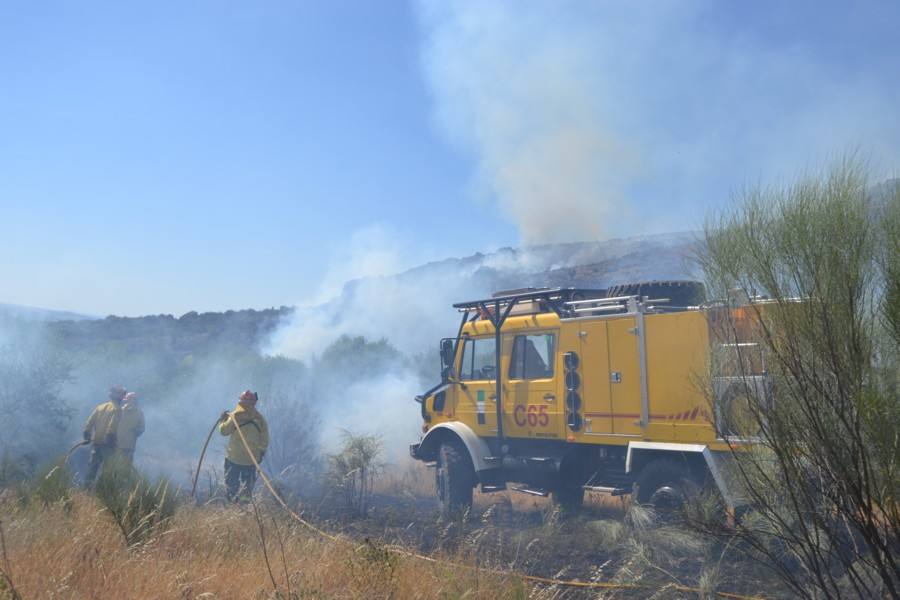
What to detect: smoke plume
<box><xmin>418</xmin><ymin>1</ymin><xmax>900</xmax><ymax>240</ymax></box>
<box><xmin>418</xmin><ymin>1</ymin><xmax>635</xmax><ymax>244</ymax></box>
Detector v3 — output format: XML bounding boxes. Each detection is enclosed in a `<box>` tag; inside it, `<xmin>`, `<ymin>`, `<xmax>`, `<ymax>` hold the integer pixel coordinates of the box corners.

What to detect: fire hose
<box><xmin>193</xmin><ymin>412</ymin><xmax>764</xmax><ymax>599</ymax></box>
<box><xmin>190</xmin><ymin>414</ymin><xmax>225</xmax><ymax>499</ymax></box>
<box><xmin>64</xmin><ymin>440</ymin><xmax>90</xmax><ymax>465</ymax></box>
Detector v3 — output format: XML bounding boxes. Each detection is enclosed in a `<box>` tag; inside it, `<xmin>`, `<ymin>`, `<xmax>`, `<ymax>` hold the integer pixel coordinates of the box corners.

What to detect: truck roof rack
<box><xmin>453</xmin><ymin>287</ymin><xmax>609</xmax><ymax>317</ymax></box>
<box><xmin>453</xmin><ymin>287</ymin><xmax>682</xmax><ymax>319</ymax></box>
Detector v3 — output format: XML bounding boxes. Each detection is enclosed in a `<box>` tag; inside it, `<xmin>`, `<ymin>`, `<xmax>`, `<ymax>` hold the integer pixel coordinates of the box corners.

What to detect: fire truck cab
<box><xmin>410</xmin><ymin>282</ymin><xmax>760</xmax><ymax>516</ymax></box>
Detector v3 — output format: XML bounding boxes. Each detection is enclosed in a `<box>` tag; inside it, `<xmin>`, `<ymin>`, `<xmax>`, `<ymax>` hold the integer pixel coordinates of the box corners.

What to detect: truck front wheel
<box><xmin>436</xmin><ymin>441</ymin><xmax>474</xmax><ymax>518</ymax></box>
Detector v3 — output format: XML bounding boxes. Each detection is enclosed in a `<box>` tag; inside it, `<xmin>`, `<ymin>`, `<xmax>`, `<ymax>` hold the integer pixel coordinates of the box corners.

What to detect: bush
<box><xmin>0</xmin><ymin>326</ymin><xmax>72</xmax><ymax>470</ymax></box>
<box><xmin>326</xmin><ymin>431</ymin><xmax>384</xmax><ymax>515</ymax></box>
<box><xmin>28</xmin><ymin>461</ymin><xmax>73</xmax><ymax>508</ymax></box>
<box><xmin>697</xmin><ymin>160</ymin><xmax>900</xmax><ymax>598</ymax></box>
<box><xmin>94</xmin><ymin>456</ymin><xmax>178</xmax><ymax>546</ymax></box>
<box><xmin>262</xmin><ymin>386</ymin><xmax>320</xmax><ymax>487</ymax></box>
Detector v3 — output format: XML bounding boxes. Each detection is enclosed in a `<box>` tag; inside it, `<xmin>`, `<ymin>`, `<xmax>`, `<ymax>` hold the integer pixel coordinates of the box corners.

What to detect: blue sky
<box><xmin>2</xmin><ymin>1</ymin><xmax>899</xmax><ymax>316</ymax></box>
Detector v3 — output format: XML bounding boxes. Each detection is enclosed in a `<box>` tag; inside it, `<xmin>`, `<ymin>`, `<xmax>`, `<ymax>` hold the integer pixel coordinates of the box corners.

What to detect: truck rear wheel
<box><xmin>551</xmin><ymin>483</ymin><xmax>584</xmax><ymax>513</ymax></box>
<box><xmin>634</xmin><ymin>459</ymin><xmax>697</xmax><ymax>510</ymax></box>
<box><xmin>436</xmin><ymin>441</ymin><xmax>474</xmax><ymax>518</ymax></box>
<box><xmin>551</xmin><ymin>456</ymin><xmax>585</xmax><ymax>513</ymax></box>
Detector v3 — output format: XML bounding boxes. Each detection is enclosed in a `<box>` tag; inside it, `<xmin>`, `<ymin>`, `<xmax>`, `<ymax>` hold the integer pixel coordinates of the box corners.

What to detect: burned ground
<box><xmin>234</xmin><ymin>462</ymin><xmax>786</xmax><ymax>599</ymax></box>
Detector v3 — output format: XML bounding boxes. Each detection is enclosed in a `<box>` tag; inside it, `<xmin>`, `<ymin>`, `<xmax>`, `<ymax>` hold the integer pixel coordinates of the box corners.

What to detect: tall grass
<box><xmin>27</xmin><ymin>461</ymin><xmax>73</xmax><ymax>508</ymax></box>
<box><xmin>93</xmin><ymin>456</ymin><xmax>177</xmax><ymax>546</ymax></box>
<box><xmin>0</xmin><ymin>491</ymin><xmax>521</xmax><ymax>599</ymax></box>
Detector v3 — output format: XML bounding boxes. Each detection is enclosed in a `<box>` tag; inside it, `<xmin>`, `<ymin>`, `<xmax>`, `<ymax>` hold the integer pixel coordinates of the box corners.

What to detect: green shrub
<box><xmin>29</xmin><ymin>461</ymin><xmax>73</xmax><ymax>507</ymax></box>
<box><xmin>94</xmin><ymin>456</ymin><xmax>178</xmax><ymax>546</ymax></box>
<box><xmin>326</xmin><ymin>431</ymin><xmax>383</xmax><ymax>516</ymax></box>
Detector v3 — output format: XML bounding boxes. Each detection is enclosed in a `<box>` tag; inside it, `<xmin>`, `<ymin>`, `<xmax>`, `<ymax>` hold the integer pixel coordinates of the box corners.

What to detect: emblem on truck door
<box><xmin>476</xmin><ymin>389</ymin><xmax>486</xmax><ymax>424</ymax></box>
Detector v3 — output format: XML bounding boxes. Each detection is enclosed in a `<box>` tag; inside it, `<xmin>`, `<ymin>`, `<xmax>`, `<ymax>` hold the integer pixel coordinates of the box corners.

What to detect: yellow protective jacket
<box><xmin>84</xmin><ymin>401</ymin><xmax>123</xmax><ymax>446</ymax></box>
<box><xmin>219</xmin><ymin>404</ymin><xmax>269</xmax><ymax>466</ymax></box>
<box><xmin>117</xmin><ymin>402</ymin><xmax>145</xmax><ymax>451</ymax></box>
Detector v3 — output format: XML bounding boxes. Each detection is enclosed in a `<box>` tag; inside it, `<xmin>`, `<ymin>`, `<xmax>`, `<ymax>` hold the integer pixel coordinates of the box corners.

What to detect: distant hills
<box><xmin>336</xmin><ymin>230</ymin><xmax>700</xmax><ymax>317</ymax></box>
<box><xmin>266</xmin><ymin>231</ymin><xmax>701</xmax><ymax>357</ymax></box>
<box><xmin>0</xmin><ymin>302</ymin><xmax>97</xmax><ymax>323</ymax></box>
<box><xmin>3</xmin><ymin>230</ymin><xmax>697</xmax><ymax>329</ymax></box>
<box><xmin>3</xmin><ymin>232</ymin><xmax>700</xmax><ymax>360</ymax></box>
<box><xmin>5</xmin><ymin>178</ymin><xmax>897</xmax><ymax>333</ymax></box>
<box><xmin>49</xmin><ymin>307</ymin><xmax>294</xmax><ymax>356</ymax></box>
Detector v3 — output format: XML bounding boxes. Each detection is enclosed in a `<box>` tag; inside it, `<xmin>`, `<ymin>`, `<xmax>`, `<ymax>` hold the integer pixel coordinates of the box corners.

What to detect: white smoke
<box><xmin>337</xmin><ymin>372</ymin><xmax>424</xmax><ymax>463</ymax></box>
<box><xmin>266</xmin><ymin>223</ymin><xmax>454</xmax><ymax>360</ymax></box>
<box><xmin>417</xmin><ymin>1</ymin><xmax>900</xmax><ymax>241</ymax></box>
<box><xmin>418</xmin><ymin>1</ymin><xmax>636</xmax><ymax>244</ymax></box>
<box><xmin>309</xmin><ymin>224</ymin><xmax>407</xmax><ymax>307</ymax></box>
<box><xmin>264</xmin><ymin>224</ymin><xmax>457</xmax><ymax>456</ymax></box>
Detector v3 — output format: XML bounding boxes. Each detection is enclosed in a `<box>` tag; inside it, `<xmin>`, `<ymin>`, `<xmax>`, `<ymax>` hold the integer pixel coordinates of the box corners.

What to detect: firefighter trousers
<box><xmin>224</xmin><ymin>458</ymin><xmax>257</xmax><ymax>502</ymax></box>
<box><xmin>85</xmin><ymin>444</ymin><xmax>116</xmax><ymax>486</ymax></box>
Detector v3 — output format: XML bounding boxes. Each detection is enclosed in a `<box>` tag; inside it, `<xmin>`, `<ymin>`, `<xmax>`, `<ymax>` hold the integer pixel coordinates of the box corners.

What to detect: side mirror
<box><xmin>440</xmin><ymin>339</ymin><xmax>455</xmax><ymax>369</ymax></box>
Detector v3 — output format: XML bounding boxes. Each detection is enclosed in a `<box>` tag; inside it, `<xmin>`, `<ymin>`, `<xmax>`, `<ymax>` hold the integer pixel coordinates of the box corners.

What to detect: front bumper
<box><xmin>409</xmin><ymin>443</ymin><xmax>422</xmax><ymax>460</ymax></box>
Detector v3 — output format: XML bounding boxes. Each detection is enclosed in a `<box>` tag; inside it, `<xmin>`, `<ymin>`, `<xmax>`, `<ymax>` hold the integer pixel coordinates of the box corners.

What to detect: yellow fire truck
<box><xmin>410</xmin><ymin>282</ymin><xmax>763</xmax><ymax>516</ymax></box>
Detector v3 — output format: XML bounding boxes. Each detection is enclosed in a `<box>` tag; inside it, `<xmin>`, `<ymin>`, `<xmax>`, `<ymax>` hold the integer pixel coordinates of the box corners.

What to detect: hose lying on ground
<box><xmin>198</xmin><ymin>412</ymin><xmax>764</xmax><ymax>599</ymax></box>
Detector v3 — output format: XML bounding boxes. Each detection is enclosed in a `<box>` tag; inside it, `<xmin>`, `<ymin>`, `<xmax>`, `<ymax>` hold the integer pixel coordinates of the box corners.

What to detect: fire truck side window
<box><xmin>509</xmin><ymin>333</ymin><xmax>555</xmax><ymax>380</ymax></box>
<box><xmin>459</xmin><ymin>337</ymin><xmax>497</xmax><ymax>380</ymax></box>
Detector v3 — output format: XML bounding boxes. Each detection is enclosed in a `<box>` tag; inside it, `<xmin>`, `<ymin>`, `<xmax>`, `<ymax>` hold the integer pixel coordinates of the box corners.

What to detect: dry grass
<box><xmin>1</xmin><ymin>459</ymin><xmax>781</xmax><ymax>600</ymax></box>
<box><xmin>0</xmin><ymin>491</ymin><xmax>528</xmax><ymax>600</ymax></box>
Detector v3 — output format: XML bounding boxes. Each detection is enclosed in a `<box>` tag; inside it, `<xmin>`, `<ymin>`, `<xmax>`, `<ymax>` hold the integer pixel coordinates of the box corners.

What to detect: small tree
<box><xmin>327</xmin><ymin>431</ymin><xmax>384</xmax><ymax>515</ymax></box>
<box><xmin>263</xmin><ymin>388</ymin><xmax>320</xmax><ymax>484</ymax></box>
<box><xmin>696</xmin><ymin>160</ymin><xmax>899</xmax><ymax>599</ymax></box>
<box><xmin>0</xmin><ymin>323</ymin><xmax>72</xmax><ymax>474</ymax></box>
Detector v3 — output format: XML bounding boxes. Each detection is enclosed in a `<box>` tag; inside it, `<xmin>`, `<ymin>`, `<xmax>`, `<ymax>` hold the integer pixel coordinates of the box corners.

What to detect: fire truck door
<box><xmin>505</xmin><ymin>331</ymin><xmax>563</xmax><ymax>440</ymax></box>
<box><xmin>455</xmin><ymin>336</ymin><xmax>499</xmax><ymax>438</ymax></box>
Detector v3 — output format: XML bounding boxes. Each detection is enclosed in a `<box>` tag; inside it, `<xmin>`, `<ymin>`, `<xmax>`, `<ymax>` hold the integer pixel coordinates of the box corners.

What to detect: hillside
<box><xmin>48</xmin><ymin>307</ymin><xmax>293</xmax><ymax>356</ymax></box>
<box><xmin>0</xmin><ymin>302</ymin><xmax>96</xmax><ymax>323</ymax></box>
<box><xmin>270</xmin><ymin>231</ymin><xmax>700</xmax><ymax>358</ymax></box>
<box><xmin>3</xmin><ymin>232</ymin><xmax>698</xmax><ymax>358</ymax></box>
<box><xmin>5</xmin><ymin>232</ymin><xmax>697</xmax><ymax>329</ymax></box>
<box><xmin>346</xmin><ymin>231</ymin><xmax>697</xmax><ymax>300</ymax></box>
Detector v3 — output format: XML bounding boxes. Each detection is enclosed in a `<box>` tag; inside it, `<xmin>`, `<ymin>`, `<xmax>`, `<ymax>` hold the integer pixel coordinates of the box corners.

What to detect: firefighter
<box><xmin>219</xmin><ymin>389</ymin><xmax>269</xmax><ymax>502</ymax></box>
<box><xmin>117</xmin><ymin>391</ymin><xmax>145</xmax><ymax>464</ymax></box>
<box><xmin>83</xmin><ymin>385</ymin><xmax>126</xmax><ymax>485</ymax></box>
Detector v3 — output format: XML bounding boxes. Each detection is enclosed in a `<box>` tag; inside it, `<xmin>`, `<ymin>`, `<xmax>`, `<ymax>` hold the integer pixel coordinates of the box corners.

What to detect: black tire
<box><xmin>436</xmin><ymin>441</ymin><xmax>475</xmax><ymax>518</ymax></box>
<box><xmin>551</xmin><ymin>455</ymin><xmax>585</xmax><ymax>513</ymax></box>
<box><xmin>551</xmin><ymin>484</ymin><xmax>584</xmax><ymax>513</ymax></box>
<box><xmin>633</xmin><ymin>459</ymin><xmax>698</xmax><ymax>510</ymax></box>
<box><xmin>606</xmin><ymin>280</ymin><xmax>706</xmax><ymax>307</ymax></box>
